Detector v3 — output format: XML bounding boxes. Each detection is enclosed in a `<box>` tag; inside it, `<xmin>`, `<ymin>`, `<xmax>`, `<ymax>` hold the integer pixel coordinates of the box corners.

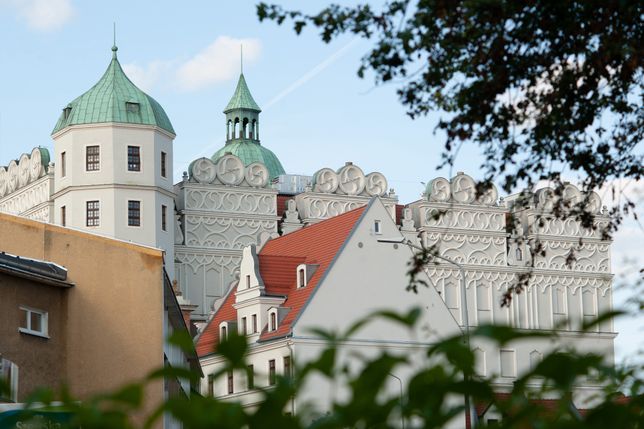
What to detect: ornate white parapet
<box><xmin>294</xmin><ymin>162</ymin><xmax>398</xmax><ymax>224</ymax></box>
<box><xmin>0</xmin><ymin>147</ymin><xmax>54</xmax><ymax>222</ymax></box>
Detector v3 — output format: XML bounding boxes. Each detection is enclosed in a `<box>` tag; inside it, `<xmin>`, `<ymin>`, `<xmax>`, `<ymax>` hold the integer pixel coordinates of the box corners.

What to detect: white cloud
<box><xmin>123</xmin><ymin>60</ymin><xmax>174</xmax><ymax>93</ymax></box>
<box><xmin>176</xmin><ymin>36</ymin><xmax>261</xmax><ymax>91</ymax></box>
<box><xmin>4</xmin><ymin>0</ymin><xmax>75</xmax><ymax>31</ymax></box>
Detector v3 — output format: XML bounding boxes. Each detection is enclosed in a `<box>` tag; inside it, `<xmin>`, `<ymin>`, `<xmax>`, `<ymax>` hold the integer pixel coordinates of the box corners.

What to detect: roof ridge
<box><xmin>260</xmin><ymin>204</ymin><xmax>368</xmax><ymax>251</ymax></box>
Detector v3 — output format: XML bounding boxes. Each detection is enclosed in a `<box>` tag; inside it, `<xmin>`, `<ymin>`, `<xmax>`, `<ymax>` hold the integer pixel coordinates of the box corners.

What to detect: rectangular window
<box><xmin>374</xmin><ymin>220</ymin><xmax>381</xmax><ymax>234</ymax></box>
<box><xmin>86</xmin><ymin>145</ymin><xmax>100</xmax><ymax>171</ymax></box>
<box><xmin>128</xmin><ymin>200</ymin><xmax>141</xmax><ymax>227</ymax></box>
<box><xmin>19</xmin><ymin>306</ymin><xmax>48</xmax><ymax>337</ymax></box>
<box><xmin>247</xmin><ymin>365</ymin><xmax>254</xmax><ymax>390</ymax></box>
<box><xmin>500</xmin><ymin>350</ymin><xmax>516</xmax><ymax>377</ymax></box>
<box><xmin>252</xmin><ymin>314</ymin><xmax>257</xmax><ymax>334</ymax></box>
<box><xmin>128</xmin><ymin>146</ymin><xmax>141</xmax><ymax>171</ymax></box>
<box><xmin>241</xmin><ymin>317</ymin><xmax>247</xmax><ymax>335</ymax></box>
<box><xmin>61</xmin><ymin>206</ymin><xmax>66</xmax><ymax>227</ymax></box>
<box><xmin>86</xmin><ymin>200</ymin><xmax>99</xmax><ymax>226</ymax></box>
<box><xmin>61</xmin><ymin>152</ymin><xmax>66</xmax><ymax>177</ymax></box>
<box><xmin>227</xmin><ymin>371</ymin><xmax>234</xmax><ymax>394</ymax></box>
<box><xmin>268</xmin><ymin>360</ymin><xmax>276</xmax><ymax>386</ymax></box>
<box><xmin>207</xmin><ymin>374</ymin><xmax>214</xmax><ymax>396</ymax></box>
<box><xmin>246</xmin><ymin>275</ymin><xmax>251</xmax><ymax>288</ymax></box>
<box><xmin>270</xmin><ymin>312</ymin><xmax>277</xmax><ymax>332</ymax></box>
<box><xmin>161</xmin><ymin>205</ymin><xmax>167</xmax><ymax>231</ymax></box>
<box><xmin>283</xmin><ymin>356</ymin><xmax>291</xmax><ymax>379</ymax></box>
<box><xmin>161</xmin><ymin>151</ymin><xmax>167</xmax><ymax>178</ymax></box>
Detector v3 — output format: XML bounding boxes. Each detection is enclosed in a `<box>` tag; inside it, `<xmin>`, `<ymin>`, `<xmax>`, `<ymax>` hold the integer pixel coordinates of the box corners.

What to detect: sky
<box><xmin>0</xmin><ymin>0</ymin><xmax>641</xmax><ymax>364</ymax></box>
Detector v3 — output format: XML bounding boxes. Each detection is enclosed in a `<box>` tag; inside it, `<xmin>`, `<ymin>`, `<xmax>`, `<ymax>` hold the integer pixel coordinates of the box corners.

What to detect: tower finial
<box><xmin>112</xmin><ymin>22</ymin><xmax>118</xmax><ymax>58</ymax></box>
<box><xmin>240</xmin><ymin>44</ymin><xmax>243</xmax><ymax>74</ymax></box>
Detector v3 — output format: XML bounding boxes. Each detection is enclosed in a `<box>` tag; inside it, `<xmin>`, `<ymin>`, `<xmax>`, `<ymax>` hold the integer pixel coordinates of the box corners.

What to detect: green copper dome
<box><xmin>224</xmin><ymin>74</ymin><xmax>261</xmax><ymax>113</ymax></box>
<box><xmin>212</xmin><ymin>141</ymin><xmax>285</xmax><ymax>180</ymax></box>
<box><xmin>52</xmin><ymin>46</ymin><xmax>175</xmax><ymax>135</ymax></box>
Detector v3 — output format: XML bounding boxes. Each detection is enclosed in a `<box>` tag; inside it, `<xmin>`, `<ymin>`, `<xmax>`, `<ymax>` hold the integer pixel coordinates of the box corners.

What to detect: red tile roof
<box><xmin>196</xmin><ymin>204</ymin><xmax>368</xmax><ymax>357</ymax></box>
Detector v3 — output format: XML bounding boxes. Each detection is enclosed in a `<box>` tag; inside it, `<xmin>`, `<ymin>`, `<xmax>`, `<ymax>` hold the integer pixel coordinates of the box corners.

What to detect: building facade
<box><xmin>0</xmin><ymin>44</ymin><xmax>616</xmax><ymax>424</ymax></box>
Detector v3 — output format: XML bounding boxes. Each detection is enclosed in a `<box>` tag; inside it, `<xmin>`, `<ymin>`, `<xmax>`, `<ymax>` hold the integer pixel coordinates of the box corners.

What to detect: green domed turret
<box><xmin>212</xmin><ymin>73</ymin><xmax>285</xmax><ymax>179</ymax></box>
<box><xmin>52</xmin><ymin>46</ymin><xmax>174</xmax><ymax>135</ymax></box>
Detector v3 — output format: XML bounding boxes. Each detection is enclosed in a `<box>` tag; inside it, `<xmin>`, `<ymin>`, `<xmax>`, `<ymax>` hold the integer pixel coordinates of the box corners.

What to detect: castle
<box><xmin>0</xmin><ymin>45</ymin><xmax>616</xmax><ymax>420</ymax></box>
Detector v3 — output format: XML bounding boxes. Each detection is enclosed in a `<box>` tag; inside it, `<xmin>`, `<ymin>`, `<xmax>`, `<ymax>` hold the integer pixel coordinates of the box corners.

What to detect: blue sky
<box><xmin>0</xmin><ymin>0</ymin><xmax>641</xmax><ymax>363</ymax></box>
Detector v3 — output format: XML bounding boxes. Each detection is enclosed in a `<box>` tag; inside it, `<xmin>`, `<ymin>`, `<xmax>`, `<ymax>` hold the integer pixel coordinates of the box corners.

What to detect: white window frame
<box><xmin>373</xmin><ymin>219</ymin><xmax>382</xmax><ymax>235</ymax></box>
<box><xmin>296</xmin><ymin>264</ymin><xmax>307</xmax><ymax>288</ymax></box>
<box><xmin>18</xmin><ymin>306</ymin><xmax>49</xmax><ymax>338</ymax></box>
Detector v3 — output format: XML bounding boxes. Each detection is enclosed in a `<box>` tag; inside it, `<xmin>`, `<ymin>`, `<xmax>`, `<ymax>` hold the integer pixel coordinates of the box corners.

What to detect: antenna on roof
<box><xmin>240</xmin><ymin>44</ymin><xmax>243</xmax><ymax>74</ymax></box>
<box><xmin>112</xmin><ymin>22</ymin><xmax>118</xmax><ymax>58</ymax></box>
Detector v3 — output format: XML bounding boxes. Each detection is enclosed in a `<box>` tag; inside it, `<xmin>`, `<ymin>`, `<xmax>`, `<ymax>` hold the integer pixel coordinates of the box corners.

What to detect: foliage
<box><xmin>5</xmin><ymin>310</ymin><xmax>643</xmax><ymax>428</ymax></box>
<box><xmin>257</xmin><ymin>0</ymin><xmax>643</xmax><ymax>237</ymax></box>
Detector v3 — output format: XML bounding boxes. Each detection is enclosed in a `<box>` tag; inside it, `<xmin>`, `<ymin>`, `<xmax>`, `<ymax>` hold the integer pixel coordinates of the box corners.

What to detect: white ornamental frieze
<box><xmin>185</xmin><ymin>216</ymin><xmax>275</xmax><ymax>249</ymax></box>
<box><xmin>0</xmin><ymin>148</ymin><xmax>49</xmax><ymax>199</ymax></box>
<box><xmin>425</xmin><ymin>232</ymin><xmax>506</xmax><ymax>265</ymax></box>
<box><xmin>184</xmin><ymin>189</ymin><xmax>275</xmax><ymax>214</ymax></box>
<box><xmin>532</xmin><ymin>241</ymin><xmax>610</xmax><ymax>272</ymax></box>
<box><xmin>422</xmin><ymin>207</ymin><xmax>505</xmax><ymax>231</ymax></box>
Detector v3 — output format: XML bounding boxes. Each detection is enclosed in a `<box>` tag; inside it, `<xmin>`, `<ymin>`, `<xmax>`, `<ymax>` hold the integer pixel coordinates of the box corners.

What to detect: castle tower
<box><xmin>51</xmin><ymin>45</ymin><xmax>176</xmax><ymax>278</ymax></box>
<box><xmin>211</xmin><ymin>73</ymin><xmax>285</xmax><ymax>180</ymax></box>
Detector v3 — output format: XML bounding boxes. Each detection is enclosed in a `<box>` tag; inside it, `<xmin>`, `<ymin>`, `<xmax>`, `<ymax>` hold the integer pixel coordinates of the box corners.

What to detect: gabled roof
<box><xmin>196</xmin><ymin>204</ymin><xmax>367</xmax><ymax>357</ymax></box>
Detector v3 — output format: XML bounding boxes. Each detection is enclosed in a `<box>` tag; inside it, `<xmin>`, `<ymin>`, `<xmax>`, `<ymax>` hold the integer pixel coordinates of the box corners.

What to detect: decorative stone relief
<box><xmin>174</xmin><ymin>214</ymin><xmax>185</xmax><ymax>245</ymax></box>
<box><xmin>187</xmin><ymin>154</ymin><xmax>272</xmax><ymax>188</ymax></box>
<box><xmin>400</xmin><ymin>207</ymin><xmax>415</xmax><ymax>232</ymax></box>
<box><xmin>184</xmin><ymin>189</ymin><xmax>276</xmax><ymax>215</ymax></box>
<box><xmin>529</xmin><ymin>215</ymin><xmax>609</xmax><ymax>239</ymax></box>
<box><xmin>424</xmin><ymin>232</ymin><xmax>506</xmax><ymax>265</ymax></box>
<box><xmin>0</xmin><ymin>175</ymin><xmax>53</xmax><ymax>217</ymax></box>
<box><xmin>0</xmin><ymin>147</ymin><xmax>49</xmax><ymax>199</ymax></box>
<box><xmin>421</xmin><ymin>207</ymin><xmax>505</xmax><ymax>231</ymax></box>
<box><xmin>184</xmin><ymin>216</ymin><xmax>276</xmax><ymax>249</ymax></box>
<box><xmin>534</xmin><ymin>184</ymin><xmax>602</xmax><ymax>215</ymax></box>
<box><xmin>281</xmin><ymin>198</ymin><xmax>303</xmax><ymax>235</ymax></box>
<box><xmin>532</xmin><ymin>241</ymin><xmax>610</xmax><ymax>272</ymax></box>
<box><xmin>311</xmin><ymin>162</ymin><xmax>388</xmax><ymax>197</ymax></box>
<box><xmin>424</xmin><ymin>172</ymin><xmax>499</xmax><ymax>206</ymax></box>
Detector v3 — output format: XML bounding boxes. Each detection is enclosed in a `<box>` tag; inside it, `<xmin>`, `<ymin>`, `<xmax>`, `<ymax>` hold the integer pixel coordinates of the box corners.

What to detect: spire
<box><xmin>223</xmin><ymin>73</ymin><xmax>261</xmax><ymax>113</ymax></box>
<box><xmin>112</xmin><ymin>22</ymin><xmax>118</xmax><ymax>59</ymax></box>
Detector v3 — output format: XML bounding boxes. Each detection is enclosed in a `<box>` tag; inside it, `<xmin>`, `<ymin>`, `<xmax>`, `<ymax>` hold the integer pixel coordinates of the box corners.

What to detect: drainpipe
<box><xmin>287</xmin><ymin>339</ymin><xmax>295</xmax><ymax>416</ymax></box>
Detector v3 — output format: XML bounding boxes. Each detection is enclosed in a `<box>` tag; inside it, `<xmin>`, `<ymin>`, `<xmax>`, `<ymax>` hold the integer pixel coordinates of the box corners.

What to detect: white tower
<box><xmin>51</xmin><ymin>45</ymin><xmax>176</xmax><ymax>278</ymax></box>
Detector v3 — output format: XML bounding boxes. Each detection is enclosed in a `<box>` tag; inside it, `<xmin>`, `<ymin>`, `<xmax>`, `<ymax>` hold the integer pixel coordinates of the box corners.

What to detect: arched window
<box><xmin>270</xmin><ymin>312</ymin><xmax>277</xmax><ymax>331</ymax></box>
<box><xmin>242</xmin><ymin>118</ymin><xmax>249</xmax><ymax>138</ymax></box>
<box><xmin>221</xmin><ymin>325</ymin><xmax>227</xmax><ymax>341</ymax></box>
<box><xmin>251</xmin><ymin>119</ymin><xmax>257</xmax><ymax>139</ymax></box>
<box><xmin>234</xmin><ymin>118</ymin><xmax>240</xmax><ymax>138</ymax></box>
<box><xmin>227</xmin><ymin>120</ymin><xmax>232</xmax><ymax>140</ymax></box>
<box><xmin>298</xmin><ymin>268</ymin><xmax>306</xmax><ymax>288</ymax></box>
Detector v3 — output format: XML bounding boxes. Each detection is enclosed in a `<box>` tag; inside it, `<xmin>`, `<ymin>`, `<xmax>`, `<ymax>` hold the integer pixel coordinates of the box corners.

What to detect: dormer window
<box><xmin>125</xmin><ymin>101</ymin><xmax>140</xmax><ymax>113</ymax></box>
<box><xmin>220</xmin><ymin>325</ymin><xmax>227</xmax><ymax>341</ymax></box>
<box><xmin>374</xmin><ymin>220</ymin><xmax>382</xmax><ymax>235</ymax></box>
<box><xmin>298</xmin><ymin>267</ymin><xmax>306</xmax><ymax>288</ymax></box>
<box><xmin>63</xmin><ymin>107</ymin><xmax>72</xmax><ymax>120</ymax></box>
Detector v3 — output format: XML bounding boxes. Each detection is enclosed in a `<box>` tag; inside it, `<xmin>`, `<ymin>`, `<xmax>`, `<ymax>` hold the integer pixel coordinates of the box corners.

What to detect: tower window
<box><xmin>86</xmin><ymin>200</ymin><xmax>100</xmax><ymax>226</ymax></box>
<box><xmin>268</xmin><ymin>360</ymin><xmax>276</xmax><ymax>386</ymax></box>
<box><xmin>161</xmin><ymin>205</ymin><xmax>167</xmax><ymax>231</ymax></box>
<box><xmin>60</xmin><ymin>152</ymin><xmax>66</xmax><ymax>177</ymax></box>
<box><xmin>86</xmin><ymin>145</ymin><xmax>100</xmax><ymax>171</ymax></box>
<box><xmin>61</xmin><ymin>206</ymin><xmax>66</xmax><ymax>227</ymax></box>
<box><xmin>161</xmin><ymin>151</ymin><xmax>167</xmax><ymax>177</ymax></box>
<box><xmin>128</xmin><ymin>200</ymin><xmax>141</xmax><ymax>227</ymax></box>
<box><xmin>128</xmin><ymin>146</ymin><xmax>141</xmax><ymax>171</ymax></box>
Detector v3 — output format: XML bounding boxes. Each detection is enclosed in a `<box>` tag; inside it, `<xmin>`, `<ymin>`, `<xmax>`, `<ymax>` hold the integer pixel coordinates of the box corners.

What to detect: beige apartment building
<box><xmin>0</xmin><ymin>212</ymin><xmax>199</xmax><ymax>425</ymax></box>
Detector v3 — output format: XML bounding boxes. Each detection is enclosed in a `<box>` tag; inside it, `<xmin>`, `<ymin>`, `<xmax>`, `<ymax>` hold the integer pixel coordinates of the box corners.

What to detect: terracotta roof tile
<box><xmin>196</xmin><ymin>204</ymin><xmax>367</xmax><ymax>357</ymax></box>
